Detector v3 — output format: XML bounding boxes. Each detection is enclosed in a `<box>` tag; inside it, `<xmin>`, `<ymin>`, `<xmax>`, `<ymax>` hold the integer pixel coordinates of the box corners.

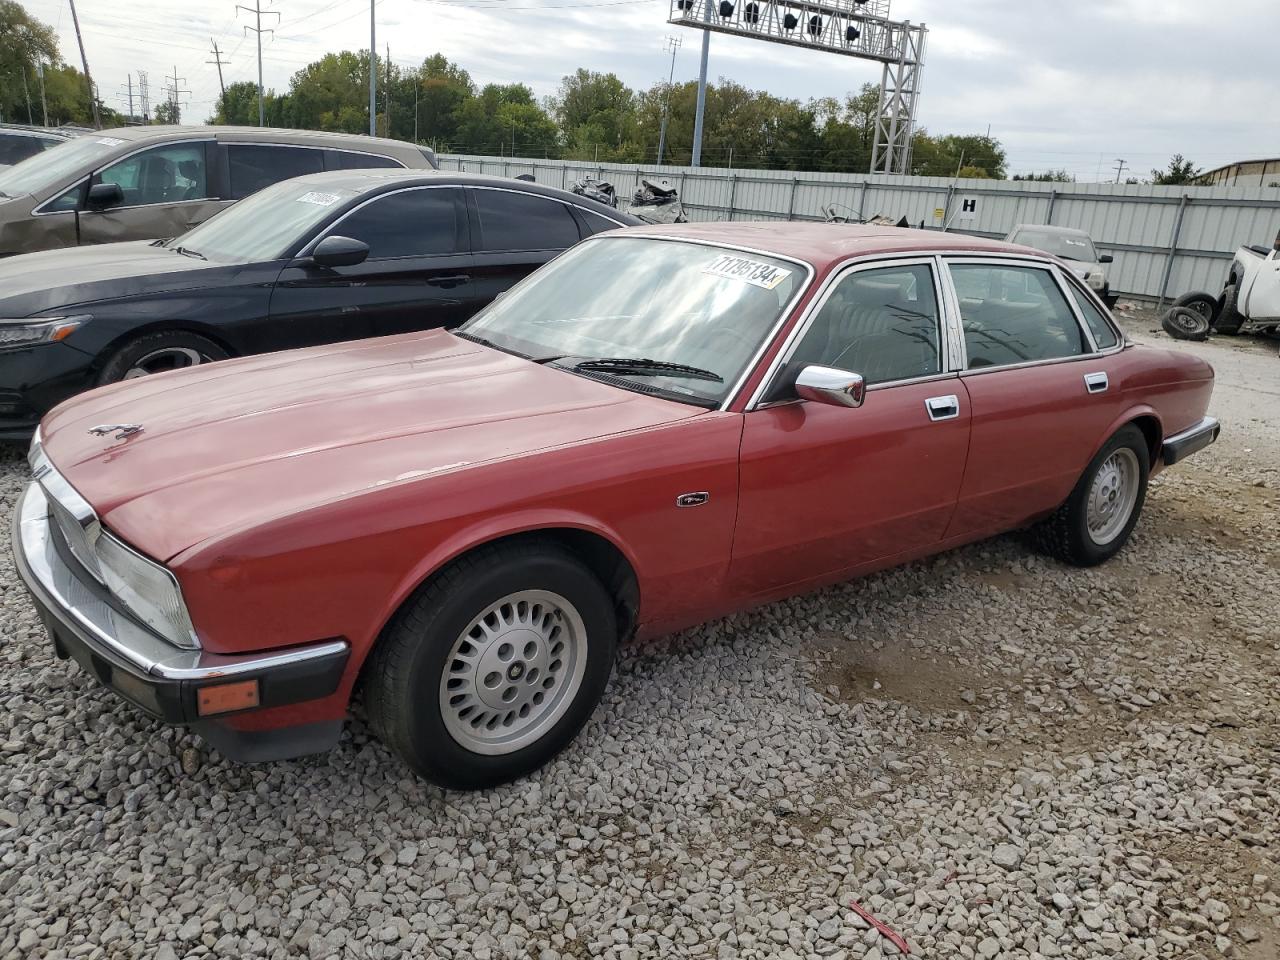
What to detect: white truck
<box><xmin>1215</xmin><ymin>230</ymin><xmax>1280</xmax><ymax>335</ymax></box>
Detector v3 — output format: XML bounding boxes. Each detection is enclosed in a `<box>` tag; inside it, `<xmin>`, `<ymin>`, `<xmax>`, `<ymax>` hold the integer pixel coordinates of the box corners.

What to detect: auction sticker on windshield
<box><xmin>703</xmin><ymin>253</ymin><xmax>792</xmax><ymax>290</ymax></box>
<box><xmin>297</xmin><ymin>191</ymin><xmax>342</xmax><ymax>207</ymax></box>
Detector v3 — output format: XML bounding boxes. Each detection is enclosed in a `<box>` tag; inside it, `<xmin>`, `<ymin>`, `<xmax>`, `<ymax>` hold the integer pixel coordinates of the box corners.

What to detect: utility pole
<box><xmin>66</xmin><ymin>0</ymin><xmax>101</xmax><ymax>129</ymax></box>
<box><xmin>237</xmin><ymin>0</ymin><xmax>280</xmax><ymax>127</ymax></box>
<box><xmin>1113</xmin><ymin>159</ymin><xmax>1129</xmax><ymax>183</ymax></box>
<box><xmin>384</xmin><ymin>43</ymin><xmax>391</xmax><ymax>138</ymax></box>
<box><xmin>691</xmin><ymin>0</ymin><xmax>713</xmax><ymax>167</ymax></box>
<box><xmin>656</xmin><ymin>35</ymin><xmax>681</xmax><ymax>166</ymax></box>
<box><xmin>368</xmin><ymin>0</ymin><xmax>376</xmax><ymax>136</ymax></box>
<box><xmin>118</xmin><ymin>74</ymin><xmax>135</xmax><ymax>123</ymax></box>
<box><xmin>138</xmin><ymin>71</ymin><xmax>151</xmax><ymax>123</ymax></box>
<box><xmin>21</xmin><ymin>66</ymin><xmax>33</xmax><ymax>124</ymax></box>
<box><xmin>35</xmin><ymin>61</ymin><xmax>49</xmax><ymax>127</ymax></box>
<box><xmin>207</xmin><ymin>39</ymin><xmax>230</xmax><ymax>116</ymax></box>
<box><xmin>164</xmin><ymin>65</ymin><xmax>190</xmax><ymax>123</ymax></box>
<box><xmin>413</xmin><ymin>81</ymin><xmax>418</xmax><ymax>143</ymax></box>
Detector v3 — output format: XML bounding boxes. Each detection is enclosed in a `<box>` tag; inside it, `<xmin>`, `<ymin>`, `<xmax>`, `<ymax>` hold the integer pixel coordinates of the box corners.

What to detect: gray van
<box><xmin>0</xmin><ymin>125</ymin><xmax>438</xmax><ymax>256</ymax></box>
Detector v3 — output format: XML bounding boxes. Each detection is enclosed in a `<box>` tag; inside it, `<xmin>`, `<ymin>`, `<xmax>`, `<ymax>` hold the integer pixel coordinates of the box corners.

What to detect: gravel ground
<box><xmin>2</xmin><ymin>309</ymin><xmax>1278</xmax><ymax>960</ymax></box>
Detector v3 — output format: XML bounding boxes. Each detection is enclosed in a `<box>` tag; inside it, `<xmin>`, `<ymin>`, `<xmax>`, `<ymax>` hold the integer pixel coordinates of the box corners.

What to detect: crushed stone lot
<box><xmin>2</xmin><ymin>310</ymin><xmax>1278</xmax><ymax>960</ymax></box>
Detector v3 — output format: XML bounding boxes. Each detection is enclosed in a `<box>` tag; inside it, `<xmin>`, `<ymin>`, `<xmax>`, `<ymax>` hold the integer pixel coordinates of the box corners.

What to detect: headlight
<box><xmin>1087</xmin><ymin>274</ymin><xmax>1106</xmax><ymax>290</ymax></box>
<box><xmin>95</xmin><ymin>533</ymin><xmax>199</xmax><ymax>649</ymax></box>
<box><xmin>0</xmin><ymin>315</ymin><xmax>89</xmax><ymax>349</ymax></box>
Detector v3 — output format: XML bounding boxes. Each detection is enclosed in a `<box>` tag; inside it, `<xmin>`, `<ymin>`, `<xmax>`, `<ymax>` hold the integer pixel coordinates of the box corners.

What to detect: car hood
<box><xmin>1060</xmin><ymin>259</ymin><xmax>1102</xmax><ymax>278</ymax></box>
<box><xmin>0</xmin><ymin>240</ymin><xmax>229</xmax><ymax>316</ymax></box>
<box><xmin>41</xmin><ymin>330</ymin><xmax>703</xmax><ymax>562</ymax></box>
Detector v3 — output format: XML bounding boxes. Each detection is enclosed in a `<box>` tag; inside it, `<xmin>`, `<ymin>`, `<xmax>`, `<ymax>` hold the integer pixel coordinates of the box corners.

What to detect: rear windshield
<box><xmin>0</xmin><ymin>135</ymin><xmax>121</xmax><ymax>200</ymax></box>
<box><xmin>1011</xmin><ymin>229</ymin><xmax>1098</xmax><ymax>263</ymax></box>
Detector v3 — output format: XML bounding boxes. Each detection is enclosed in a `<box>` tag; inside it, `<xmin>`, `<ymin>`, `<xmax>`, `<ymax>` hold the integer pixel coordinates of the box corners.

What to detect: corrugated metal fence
<box><xmin>438</xmin><ymin>153</ymin><xmax>1280</xmax><ymax>303</ymax></box>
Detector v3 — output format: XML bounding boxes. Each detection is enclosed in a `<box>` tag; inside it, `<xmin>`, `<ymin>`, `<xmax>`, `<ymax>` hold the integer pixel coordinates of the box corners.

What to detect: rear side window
<box><xmin>1067</xmin><ymin>287</ymin><xmax>1119</xmax><ymax>350</ymax></box>
<box><xmin>228</xmin><ymin>144</ymin><xmax>324</xmax><ymax>200</ymax></box>
<box><xmin>326</xmin><ymin>150</ymin><xmax>403</xmax><ymax>171</ymax></box>
<box><xmin>578</xmin><ymin>209</ymin><xmax>623</xmax><ymax>236</ymax></box>
<box><xmin>473</xmin><ymin>189</ymin><xmax>580</xmax><ymax>251</ymax></box>
<box><xmin>330</xmin><ymin>188</ymin><xmax>463</xmax><ymax>259</ymax></box>
<box><xmin>0</xmin><ymin>135</ymin><xmax>52</xmax><ymax>166</ymax></box>
<box><xmin>950</xmin><ymin>263</ymin><xmax>1087</xmax><ymax>368</ymax></box>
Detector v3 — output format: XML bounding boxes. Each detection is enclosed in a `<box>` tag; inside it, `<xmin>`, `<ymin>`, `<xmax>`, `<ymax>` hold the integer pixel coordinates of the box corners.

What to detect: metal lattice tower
<box><xmin>668</xmin><ymin>0</ymin><xmax>926</xmax><ymax>174</ymax></box>
<box><xmin>137</xmin><ymin>70</ymin><xmax>151</xmax><ymax>123</ymax></box>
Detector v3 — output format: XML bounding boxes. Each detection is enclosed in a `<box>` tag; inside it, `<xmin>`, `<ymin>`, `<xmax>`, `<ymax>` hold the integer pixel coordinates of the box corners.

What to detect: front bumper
<box><xmin>12</xmin><ymin>482</ymin><xmax>349</xmax><ymax>738</ymax></box>
<box><xmin>0</xmin><ymin>341</ymin><xmax>99</xmax><ymax>440</ymax></box>
<box><xmin>1162</xmin><ymin>416</ymin><xmax>1220</xmax><ymax>466</ymax></box>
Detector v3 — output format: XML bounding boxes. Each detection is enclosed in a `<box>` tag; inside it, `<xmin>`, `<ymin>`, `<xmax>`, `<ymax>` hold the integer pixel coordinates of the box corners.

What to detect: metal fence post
<box><xmin>1157</xmin><ymin>194</ymin><xmax>1190</xmax><ymax>310</ymax></box>
<box><xmin>857</xmin><ymin>180</ymin><xmax>870</xmax><ymax>221</ymax></box>
<box><xmin>1046</xmin><ymin>189</ymin><xmax>1058</xmax><ymax>225</ymax></box>
<box><xmin>786</xmin><ymin>177</ymin><xmax>799</xmax><ymax>221</ymax></box>
<box><xmin>727</xmin><ymin>174</ymin><xmax>738</xmax><ymax>221</ymax></box>
<box><xmin>561</xmin><ymin>164</ymin><xmax>567</xmax><ymax>189</ymax></box>
<box><xmin>940</xmin><ymin>183</ymin><xmax>955</xmax><ymax>232</ymax></box>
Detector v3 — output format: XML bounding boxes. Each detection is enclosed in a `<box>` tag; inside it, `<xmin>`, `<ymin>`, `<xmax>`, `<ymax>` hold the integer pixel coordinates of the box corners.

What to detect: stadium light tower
<box><xmin>668</xmin><ymin>0</ymin><xmax>927</xmax><ymax>174</ymax></box>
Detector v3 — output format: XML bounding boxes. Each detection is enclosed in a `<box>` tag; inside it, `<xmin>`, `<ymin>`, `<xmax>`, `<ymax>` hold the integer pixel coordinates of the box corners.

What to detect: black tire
<box><xmin>363</xmin><ymin>541</ymin><xmax>617</xmax><ymax>790</ymax></box>
<box><xmin>1031</xmin><ymin>425</ymin><xmax>1150</xmax><ymax>567</ymax></box>
<box><xmin>1171</xmin><ymin>291</ymin><xmax>1219</xmax><ymax>325</ymax></box>
<box><xmin>97</xmin><ymin>330</ymin><xmax>230</xmax><ymax>385</ymax></box>
<box><xmin>1161</xmin><ymin>307</ymin><xmax>1210</xmax><ymax>342</ymax></box>
<box><xmin>1214</xmin><ymin>283</ymin><xmax>1244</xmax><ymax>335</ymax></box>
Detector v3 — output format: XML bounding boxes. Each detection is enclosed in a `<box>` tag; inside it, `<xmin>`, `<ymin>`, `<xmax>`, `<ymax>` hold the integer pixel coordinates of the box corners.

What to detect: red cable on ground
<box><xmin>849</xmin><ymin>898</ymin><xmax>912</xmax><ymax>956</ymax></box>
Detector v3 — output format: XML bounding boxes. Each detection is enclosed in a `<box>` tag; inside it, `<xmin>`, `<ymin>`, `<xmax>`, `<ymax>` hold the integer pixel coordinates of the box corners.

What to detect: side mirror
<box><xmin>795</xmin><ymin>365</ymin><xmax>866</xmax><ymax>408</ymax></box>
<box><xmin>1099</xmin><ymin>254</ymin><xmax>1114</xmax><ymax>264</ymax></box>
<box><xmin>86</xmin><ymin>182</ymin><xmax>123</xmax><ymax>210</ymax></box>
<box><xmin>310</xmin><ymin>235</ymin><xmax>369</xmax><ymax>269</ymax></box>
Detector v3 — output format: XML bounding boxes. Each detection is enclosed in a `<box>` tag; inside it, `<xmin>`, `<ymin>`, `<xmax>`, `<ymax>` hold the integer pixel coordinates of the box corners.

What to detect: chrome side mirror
<box><xmin>795</xmin><ymin>365</ymin><xmax>865</xmax><ymax>408</ymax></box>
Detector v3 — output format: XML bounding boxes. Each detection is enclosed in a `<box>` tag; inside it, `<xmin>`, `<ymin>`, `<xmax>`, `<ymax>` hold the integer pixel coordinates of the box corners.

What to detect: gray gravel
<box><xmin>2</xmin><ymin>311</ymin><xmax>1278</xmax><ymax>959</ymax></box>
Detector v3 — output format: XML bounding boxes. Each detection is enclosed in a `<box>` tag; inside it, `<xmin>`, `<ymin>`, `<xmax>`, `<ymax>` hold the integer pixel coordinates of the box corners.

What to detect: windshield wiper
<box><xmin>569</xmin><ymin>357</ymin><xmax>723</xmax><ymax>383</ymax></box>
<box><xmin>171</xmin><ymin>245</ymin><xmax>206</xmax><ymax>260</ymax></box>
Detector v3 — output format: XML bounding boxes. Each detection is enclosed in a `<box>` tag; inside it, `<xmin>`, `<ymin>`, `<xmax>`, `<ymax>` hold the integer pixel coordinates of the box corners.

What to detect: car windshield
<box><xmin>170</xmin><ymin>178</ymin><xmax>361</xmax><ymax>263</ymax></box>
<box><xmin>1013</xmin><ymin>229</ymin><xmax>1098</xmax><ymax>262</ymax></box>
<box><xmin>0</xmin><ymin>134</ymin><xmax>118</xmax><ymax>199</ymax></box>
<box><xmin>459</xmin><ymin>236</ymin><xmax>803</xmax><ymax>406</ymax></box>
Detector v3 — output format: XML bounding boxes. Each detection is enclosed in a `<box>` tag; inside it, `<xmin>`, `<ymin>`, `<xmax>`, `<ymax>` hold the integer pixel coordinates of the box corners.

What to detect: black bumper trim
<box><xmin>1162</xmin><ymin>416</ymin><xmax>1221</xmax><ymax>466</ymax></box>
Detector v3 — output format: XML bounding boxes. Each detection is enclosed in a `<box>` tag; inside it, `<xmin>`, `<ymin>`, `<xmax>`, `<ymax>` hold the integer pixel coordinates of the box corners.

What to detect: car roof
<box><xmin>1010</xmin><ymin>223</ymin><xmax>1090</xmax><ymax>238</ymax></box>
<box><xmin>0</xmin><ymin>124</ymin><xmax>72</xmax><ymax>139</ymax></box>
<box><xmin>275</xmin><ymin>168</ymin><xmax>643</xmax><ymax>222</ymax></box>
<box><xmin>92</xmin><ymin>125</ymin><xmax>432</xmax><ymax>158</ymax></box>
<box><xmin>617</xmin><ymin>221</ymin><xmax>1048</xmax><ymax>270</ymax></box>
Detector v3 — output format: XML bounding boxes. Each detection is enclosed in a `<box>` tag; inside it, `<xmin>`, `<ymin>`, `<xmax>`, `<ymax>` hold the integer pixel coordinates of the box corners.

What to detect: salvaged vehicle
<box><xmin>1213</xmin><ymin>229</ymin><xmax>1280</xmax><ymax>335</ymax></box>
<box><xmin>0</xmin><ymin>169</ymin><xmax>636</xmax><ymax>438</ymax></box>
<box><xmin>14</xmin><ymin>224</ymin><xmax>1220</xmax><ymax>790</ymax></box>
<box><xmin>0</xmin><ymin>125</ymin><xmax>438</xmax><ymax>256</ymax></box>
<box><xmin>1005</xmin><ymin>224</ymin><xmax>1117</xmax><ymax>308</ymax></box>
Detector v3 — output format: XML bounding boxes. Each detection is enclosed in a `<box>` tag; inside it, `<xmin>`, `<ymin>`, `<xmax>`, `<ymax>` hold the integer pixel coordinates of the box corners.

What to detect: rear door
<box><xmin>942</xmin><ymin>258</ymin><xmax>1126</xmax><ymax>539</ymax></box>
<box><xmin>77</xmin><ymin>140</ymin><xmax>225</xmax><ymax>244</ymax></box>
<box><xmin>464</xmin><ymin>186</ymin><xmax>585</xmax><ymax>308</ymax></box>
<box><xmin>267</xmin><ymin>185</ymin><xmax>473</xmax><ymax>349</ymax></box>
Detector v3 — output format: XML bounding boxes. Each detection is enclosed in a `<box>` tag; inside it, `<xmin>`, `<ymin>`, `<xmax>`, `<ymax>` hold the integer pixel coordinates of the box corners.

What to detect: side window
<box><xmin>329</xmin><ymin>188</ymin><xmax>462</xmax><ymax>259</ymax></box>
<box><xmin>950</xmin><ymin>264</ymin><xmax>1086</xmax><ymax>368</ymax></box>
<box><xmin>0</xmin><ymin>136</ymin><xmax>47</xmax><ymax>165</ymax></box>
<box><xmin>45</xmin><ymin>181</ymin><xmax>85</xmax><ymax>213</ymax></box>
<box><xmin>326</xmin><ymin>150</ymin><xmax>403</xmax><ymax>171</ymax></box>
<box><xmin>1067</xmin><ymin>286</ymin><xmax>1119</xmax><ymax>350</ymax></box>
<box><xmin>228</xmin><ymin>145</ymin><xmax>324</xmax><ymax>200</ymax></box>
<box><xmin>97</xmin><ymin>143</ymin><xmax>207</xmax><ymax>207</ymax></box>
<box><xmin>473</xmin><ymin>189</ymin><xmax>580</xmax><ymax>251</ymax></box>
<box><xmin>791</xmin><ymin>263</ymin><xmax>941</xmax><ymax>385</ymax></box>
<box><xmin>578</xmin><ymin>209</ymin><xmax>624</xmax><ymax>236</ymax></box>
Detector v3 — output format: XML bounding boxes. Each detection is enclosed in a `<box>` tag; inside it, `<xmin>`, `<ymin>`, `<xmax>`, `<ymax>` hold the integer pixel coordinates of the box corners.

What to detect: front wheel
<box><xmin>98</xmin><ymin>330</ymin><xmax>230</xmax><ymax>385</ymax></box>
<box><xmin>363</xmin><ymin>542</ymin><xmax>617</xmax><ymax>790</ymax></box>
<box><xmin>1031</xmin><ymin>425</ymin><xmax>1150</xmax><ymax>567</ymax></box>
<box><xmin>1214</xmin><ymin>283</ymin><xmax>1244</xmax><ymax>335</ymax></box>
<box><xmin>1171</xmin><ymin>291</ymin><xmax>1219</xmax><ymax>326</ymax></box>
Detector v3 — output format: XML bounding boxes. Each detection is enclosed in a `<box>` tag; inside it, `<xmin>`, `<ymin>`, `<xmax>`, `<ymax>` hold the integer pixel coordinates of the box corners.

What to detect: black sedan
<box><xmin>0</xmin><ymin>169</ymin><xmax>638</xmax><ymax>437</ymax></box>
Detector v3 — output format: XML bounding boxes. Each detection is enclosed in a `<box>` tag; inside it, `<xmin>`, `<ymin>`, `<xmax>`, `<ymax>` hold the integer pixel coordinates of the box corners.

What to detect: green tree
<box><xmin>0</xmin><ymin>0</ymin><xmax>59</xmax><ymax>123</ymax></box>
<box><xmin>553</xmin><ymin>69</ymin><xmax>636</xmax><ymax>160</ymax></box>
<box><xmin>1014</xmin><ymin>170</ymin><xmax>1073</xmax><ymax>182</ymax></box>
<box><xmin>911</xmin><ymin>132</ymin><xmax>1007</xmax><ymax>179</ymax></box>
<box><xmin>406</xmin><ymin>54</ymin><xmax>473</xmax><ymax>147</ymax></box>
<box><xmin>455</xmin><ymin>83</ymin><xmax>558</xmax><ymax>157</ymax></box>
<box><xmin>1151</xmin><ymin>154</ymin><xmax>1201</xmax><ymax>185</ymax></box>
<box><xmin>154</xmin><ymin>99</ymin><xmax>180</xmax><ymax>124</ymax></box>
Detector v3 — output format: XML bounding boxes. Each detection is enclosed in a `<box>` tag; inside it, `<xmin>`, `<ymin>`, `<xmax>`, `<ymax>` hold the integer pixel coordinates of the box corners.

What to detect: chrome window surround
<box><xmin>1058</xmin><ymin>269</ymin><xmax>1125</xmax><ymax>348</ymax></box>
<box><xmin>467</xmin><ymin>184</ymin><xmax>633</xmax><ymax>229</ymax></box>
<box><xmin>747</xmin><ymin>255</ymin><xmax>953</xmax><ymax>409</ymax></box>
<box><xmin>29</xmin><ymin>446</ymin><xmax>201</xmax><ymax>651</ymax></box>
<box><xmin>32</xmin><ymin>138</ymin><xmax>217</xmax><ymax>216</ymax></box>
<box><xmin>298</xmin><ymin>183</ymin><xmax>466</xmax><ymax>258</ymax></box>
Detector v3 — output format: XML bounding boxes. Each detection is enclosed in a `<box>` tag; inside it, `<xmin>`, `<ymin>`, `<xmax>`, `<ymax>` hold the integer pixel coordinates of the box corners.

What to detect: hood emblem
<box><xmin>89</xmin><ymin>423</ymin><xmax>144</xmax><ymax>440</ymax></box>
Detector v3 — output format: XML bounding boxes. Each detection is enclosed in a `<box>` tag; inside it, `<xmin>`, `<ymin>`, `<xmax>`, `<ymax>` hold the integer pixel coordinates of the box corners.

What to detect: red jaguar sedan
<box><xmin>14</xmin><ymin>223</ymin><xmax>1219</xmax><ymax>789</ymax></box>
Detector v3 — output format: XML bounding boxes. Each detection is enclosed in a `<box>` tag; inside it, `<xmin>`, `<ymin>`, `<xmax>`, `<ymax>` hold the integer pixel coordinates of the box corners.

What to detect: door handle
<box><xmin>1083</xmin><ymin>372</ymin><xmax>1109</xmax><ymax>394</ymax></box>
<box><xmin>925</xmin><ymin>395</ymin><xmax>960</xmax><ymax>422</ymax></box>
<box><xmin>426</xmin><ymin>274</ymin><xmax>471</xmax><ymax>287</ymax></box>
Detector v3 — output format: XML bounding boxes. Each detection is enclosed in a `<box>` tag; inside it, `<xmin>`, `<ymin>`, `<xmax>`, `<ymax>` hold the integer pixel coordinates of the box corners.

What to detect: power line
<box><xmin>237</xmin><ymin>0</ymin><xmax>282</xmax><ymax>126</ymax></box>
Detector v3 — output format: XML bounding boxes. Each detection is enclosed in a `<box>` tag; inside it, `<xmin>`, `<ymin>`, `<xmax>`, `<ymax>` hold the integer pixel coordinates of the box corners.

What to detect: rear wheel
<box><xmin>1214</xmin><ymin>283</ymin><xmax>1244</xmax><ymax>334</ymax></box>
<box><xmin>1161</xmin><ymin>306</ymin><xmax>1211</xmax><ymax>341</ymax></box>
<box><xmin>1031</xmin><ymin>425</ymin><xmax>1150</xmax><ymax>567</ymax></box>
<box><xmin>363</xmin><ymin>541</ymin><xmax>617</xmax><ymax>790</ymax></box>
<box><xmin>98</xmin><ymin>330</ymin><xmax>230</xmax><ymax>385</ymax></box>
<box><xmin>1172</xmin><ymin>291</ymin><xmax>1218</xmax><ymax>326</ymax></box>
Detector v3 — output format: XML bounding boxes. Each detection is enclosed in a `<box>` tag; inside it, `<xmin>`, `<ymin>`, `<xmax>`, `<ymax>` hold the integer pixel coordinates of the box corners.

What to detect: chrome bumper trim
<box><xmin>1162</xmin><ymin>416</ymin><xmax>1220</xmax><ymax>467</ymax></box>
<box><xmin>13</xmin><ymin>482</ymin><xmax>348</xmax><ymax>682</ymax></box>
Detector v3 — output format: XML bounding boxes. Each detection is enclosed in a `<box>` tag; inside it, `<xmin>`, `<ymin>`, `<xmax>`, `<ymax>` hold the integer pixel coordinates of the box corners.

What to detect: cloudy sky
<box><xmin>22</xmin><ymin>0</ymin><xmax>1280</xmax><ymax>179</ymax></box>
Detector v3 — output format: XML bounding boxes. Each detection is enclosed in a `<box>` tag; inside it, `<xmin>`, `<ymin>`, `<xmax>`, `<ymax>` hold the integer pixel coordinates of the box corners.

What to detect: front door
<box><xmin>464</xmin><ymin>186</ymin><xmax>586</xmax><ymax>308</ymax></box>
<box><xmin>77</xmin><ymin>141</ymin><xmax>225</xmax><ymax>245</ymax></box>
<box><xmin>730</xmin><ymin>260</ymin><xmax>972</xmax><ymax>597</ymax></box>
<box><xmin>267</xmin><ymin>186</ymin><xmax>475</xmax><ymax>352</ymax></box>
<box><xmin>1248</xmin><ymin>249</ymin><xmax>1280</xmax><ymax>320</ymax></box>
<box><xmin>942</xmin><ymin>259</ymin><xmax>1125</xmax><ymax>539</ymax></box>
